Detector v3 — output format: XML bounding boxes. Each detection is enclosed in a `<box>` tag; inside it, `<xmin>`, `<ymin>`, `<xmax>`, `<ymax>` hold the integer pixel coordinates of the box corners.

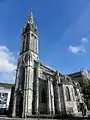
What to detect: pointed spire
<box><xmin>28</xmin><ymin>8</ymin><xmax>34</xmax><ymax>24</ymax></box>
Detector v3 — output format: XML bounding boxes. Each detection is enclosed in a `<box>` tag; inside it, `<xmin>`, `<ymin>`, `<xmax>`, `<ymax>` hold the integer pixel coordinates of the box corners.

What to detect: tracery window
<box><xmin>71</xmin><ymin>87</ymin><xmax>75</xmax><ymax>101</ymax></box>
<box><xmin>41</xmin><ymin>88</ymin><xmax>46</xmax><ymax>103</ymax></box>
<box><xmin>65</xmin><ymin>86</ymin><xmax>71</xmax><ymax>101</ymax></box>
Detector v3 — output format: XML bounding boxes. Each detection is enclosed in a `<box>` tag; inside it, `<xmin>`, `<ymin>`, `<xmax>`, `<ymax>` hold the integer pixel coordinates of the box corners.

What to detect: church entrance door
<box><xmin>16</xmin><ymin>92</ymin><xmax>23</xmax><ymax>117</ymax></box>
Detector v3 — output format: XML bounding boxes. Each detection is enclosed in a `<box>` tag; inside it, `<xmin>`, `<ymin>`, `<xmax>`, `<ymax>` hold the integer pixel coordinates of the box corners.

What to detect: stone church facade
<box><xmin>11</xmin><ymin>10</ymin><xmax>83</xmax><ymax>118</ymax></box>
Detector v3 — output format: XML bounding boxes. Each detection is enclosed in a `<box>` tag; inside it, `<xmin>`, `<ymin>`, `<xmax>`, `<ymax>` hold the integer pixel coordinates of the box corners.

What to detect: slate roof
<box><xmin>68</xmin><ymin>71</ymin><xmax>82</xmax><ymax>78</ymax></box>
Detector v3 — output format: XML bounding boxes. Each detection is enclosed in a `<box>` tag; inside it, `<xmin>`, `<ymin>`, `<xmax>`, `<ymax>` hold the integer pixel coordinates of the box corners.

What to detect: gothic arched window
<box><xmin>41</xmin><ymin>88</ymin><xmax>46</xmax><ymax>103</ymax></box>
<box><xmin>20</xmin><ymin>66</ymin><xmax>23</xmax><ymax>82</ymax></box>
<box><xmin>26</xmin><ymin>34</ymin><xmax>29</xmax><ymax>50</ymax></box>
<box><xmin>65</xmin><ymin>86</ymin><xmax>71</xmax><ymax>101</ymax></box>
<box><xmin>25</xmin><ymin>54</ymin><xmax>28</xmax><ymax>62</ymax></box>
<box><xmin>71</xmin><ymin>87</ymin><xmax>75</xmax><ymax>101</ymax></box>
<box><xmin>22</xmin><ymin>40</ymin><xmax>25</xmax><ymax>51</ymax></box>
<box><xmin>34</xmin><ymin>68</ymin><xmax>37</xmax><ymax>78</ymax></box>
<box><xmin>22</xmin><ymin>35</ymin><xmax>26</xmax><ymax>51</ymax></box>
<box><xmin>21</xmin><ymin>66</ymin><xmax>25</xmax><ymax>89</ymax></box>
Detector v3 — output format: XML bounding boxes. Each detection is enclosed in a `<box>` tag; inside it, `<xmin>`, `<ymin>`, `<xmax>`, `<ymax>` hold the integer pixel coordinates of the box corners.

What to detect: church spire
<box><xmin>28</xmin><ymin>8</ymin><xmax>34</xmax><ymax>24</ymax></box>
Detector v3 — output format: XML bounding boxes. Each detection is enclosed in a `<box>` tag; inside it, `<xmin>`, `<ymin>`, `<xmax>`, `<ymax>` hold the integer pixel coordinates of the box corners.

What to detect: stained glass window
<box><xmin>41</xmin><ymin>88</ymin><xmax>46</xmax><ymax>103</ymax></box>
<box><xmin>65</xmin><ymin>86</ymin><xmax>71</xmax><ymax>101</ymax></box>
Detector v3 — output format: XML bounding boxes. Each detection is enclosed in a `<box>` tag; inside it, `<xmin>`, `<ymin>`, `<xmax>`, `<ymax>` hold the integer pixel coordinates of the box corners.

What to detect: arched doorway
<box><xmin>16</xmin><ymin>92</ymin><xmax>23</xmax><ymax>117</ymax></box>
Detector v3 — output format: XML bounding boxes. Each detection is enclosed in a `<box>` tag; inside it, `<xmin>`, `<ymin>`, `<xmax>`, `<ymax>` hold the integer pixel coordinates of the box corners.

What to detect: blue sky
<box><xmin>0</xmin><ymin>0</ymin><xmax>90</xmax><ymax>83</ymax></box>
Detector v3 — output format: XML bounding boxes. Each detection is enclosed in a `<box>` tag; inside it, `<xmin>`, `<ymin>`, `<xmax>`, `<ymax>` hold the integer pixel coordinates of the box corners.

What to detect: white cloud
<box><xmin>0</xmin><ymin>45</ymin><xmax>16</xmax><ymax>83</ymax></box>
<box><xmin>81</xmin><ymin>37</ymin><xmax>88</xmax><ymax>43</ymax></box>
<box><xmin>68</xmin><ymin>45</ymin><xmax>86</xmax><ymax>54</ymax></box>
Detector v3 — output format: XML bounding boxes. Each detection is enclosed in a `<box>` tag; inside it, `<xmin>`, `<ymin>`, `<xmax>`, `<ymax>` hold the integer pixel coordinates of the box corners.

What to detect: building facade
<box><xmin>0</xmin><ymin>82</ymin><xmax>13</xmax><ymax>114</ymax></box>
<box><xmin>11</xmin><ymin>11</ymin><xmax>83</xmax><ymax>118</ymax></box>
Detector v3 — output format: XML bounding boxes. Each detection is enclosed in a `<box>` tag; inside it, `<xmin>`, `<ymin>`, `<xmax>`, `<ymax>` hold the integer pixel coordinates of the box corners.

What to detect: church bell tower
<box><xmin>20</xmin><ymin>9</ymin><xmax>39</xmax><ymax>60</ymax></box>
<box><xmin>12</xmin><ymin>10</ymin><xmax>39</xmax><ymax>118</ymax></box>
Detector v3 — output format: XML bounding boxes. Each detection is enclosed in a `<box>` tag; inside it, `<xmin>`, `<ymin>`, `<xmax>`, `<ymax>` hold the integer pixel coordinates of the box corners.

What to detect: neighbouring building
<box><xmin>10</xmin><ymin>10</ymin><xmax>85</xmax><ymax>118</ymax></box>
<box><xmin>68</xmin><ymin>69</ymin><xmax>90</xmax><ymax>87</ymax></box>
<box><xmin>0</xmin><ymin>82</ymin><xmax>13</xmax><ymax>114</ymax></box>
<box><xmin>68</xmin><ymin>69</ymin><xmax>90</xmax><ymax>110</ymax></box>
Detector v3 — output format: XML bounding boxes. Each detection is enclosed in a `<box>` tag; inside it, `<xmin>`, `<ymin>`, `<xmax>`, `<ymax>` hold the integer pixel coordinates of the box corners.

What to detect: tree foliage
<box><xmin>82</xmin><ymin>77</ymin><xmax>90</xmax><ymax>98</ymax></box>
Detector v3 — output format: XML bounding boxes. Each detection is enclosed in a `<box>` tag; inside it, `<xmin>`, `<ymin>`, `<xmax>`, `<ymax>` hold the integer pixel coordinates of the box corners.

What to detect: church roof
<box><xmin>67</xmin><ymin>71</ymin><xmax>82</xmax><ymax>78</ymax></box>
<box><xmin>43</xmin><ymin>64</ymin><xmax>56</xmax><ymax>72</ymax></box>
<box><xmin>0</xmin><ymin>82</ymin><xmax>13</xmax><ymax>89</ymax></box>
<box><xmin>40</xmin><ymin>62</ymin><xmax>63</xmax><ymax>77</ymax></box>
<box><xmin>40</xmin><ymin>62</ymin><xmax>55</xmax><ymax>71</ymax></box>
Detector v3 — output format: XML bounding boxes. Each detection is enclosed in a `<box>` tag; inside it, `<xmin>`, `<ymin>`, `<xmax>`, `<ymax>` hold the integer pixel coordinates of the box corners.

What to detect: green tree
<box><xmin>82</xmin><ymin>77</ymin><xmax>90</xmax><ymax>99</ymax></box>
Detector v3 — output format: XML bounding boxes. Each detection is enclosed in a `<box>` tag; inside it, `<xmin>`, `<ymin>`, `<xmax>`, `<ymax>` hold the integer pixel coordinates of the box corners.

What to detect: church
<box><xmin>11</xmin><ymin>10</ymin><xmax>84</xmax><ymax>118</ymax></box>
